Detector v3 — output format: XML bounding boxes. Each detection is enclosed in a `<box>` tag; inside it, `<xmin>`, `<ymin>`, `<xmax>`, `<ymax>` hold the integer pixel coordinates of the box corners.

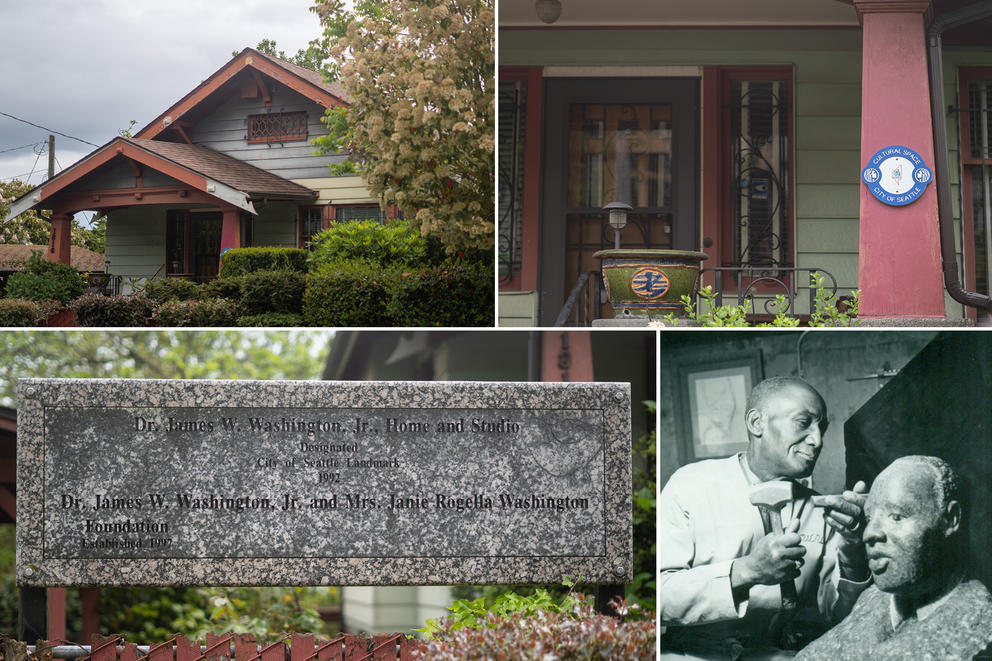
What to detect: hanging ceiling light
<box><xmin>535</xmin><ymin>0</ymin><xmax>562</xmax><ymax>24</ymax></box>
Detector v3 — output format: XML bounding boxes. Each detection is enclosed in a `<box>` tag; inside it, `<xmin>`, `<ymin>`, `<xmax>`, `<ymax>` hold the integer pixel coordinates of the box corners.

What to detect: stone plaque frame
<box><xmin>16</xmin><ymin>378</ymin><xmax>632</xmax><ymax>587</ymax></box>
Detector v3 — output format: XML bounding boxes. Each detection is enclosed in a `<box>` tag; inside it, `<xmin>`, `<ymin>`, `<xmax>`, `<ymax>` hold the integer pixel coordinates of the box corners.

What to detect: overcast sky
<box><xmin>0</xmin><ymin>0</ymin><xmax>326</xmax><ymax>187</ymax></box>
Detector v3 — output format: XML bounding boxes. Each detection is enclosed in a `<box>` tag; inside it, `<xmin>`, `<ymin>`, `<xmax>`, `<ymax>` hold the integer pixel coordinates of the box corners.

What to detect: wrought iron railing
<box><xmin>553</xmin><ymin>270</ymin><xmax>605</xmax><ymax>326</ymax></box>
<box><xmin>553</xmin><ymin>265</ymin><xmax>839</xmax><ymax>325</ymax></box>
<box><xmin>696</xmin><ymin>267</ymin><xmax>837</xmax><ymax>319</ymax></box>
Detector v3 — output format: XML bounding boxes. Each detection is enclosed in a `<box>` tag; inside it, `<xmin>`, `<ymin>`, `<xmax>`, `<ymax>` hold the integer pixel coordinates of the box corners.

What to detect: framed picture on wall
<box><xmin>675</xmin><ymin>354</ymin><xmax>763</xmax><ymax>461</ymax></box>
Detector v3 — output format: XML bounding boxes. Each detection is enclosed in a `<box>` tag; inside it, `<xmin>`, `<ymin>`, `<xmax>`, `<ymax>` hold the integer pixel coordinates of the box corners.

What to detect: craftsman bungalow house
<box><xmin>4</xmin><ymin>47</ymin><xmax>381</xmax><ymax>285</ymax></box>
<box><xmin>497</xmin><ymin>0</ymin><xmax>992</xmax><ymax>326</ymax></box>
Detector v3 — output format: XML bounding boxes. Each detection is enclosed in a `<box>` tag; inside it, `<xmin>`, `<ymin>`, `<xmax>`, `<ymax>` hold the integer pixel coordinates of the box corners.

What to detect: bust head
<box><xmin>744</xmin><ymin>377</ymin><xmax>828</xmax><ymax>481</ymax></box>
<box><xmin>863</xmin><ymin>455</ymin><xmax>964</xmax><ymax>600</ymax></box>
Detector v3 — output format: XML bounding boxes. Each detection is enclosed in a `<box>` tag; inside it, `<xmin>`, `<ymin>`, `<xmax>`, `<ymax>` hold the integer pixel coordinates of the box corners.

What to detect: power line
<box><xmin>0</xmin><ymin>111</ymin><xmax>99</xmax><ymax>147</ymax></box>
<box><xmin>0</xmin><ymin>142</ymin><xmax>40</xmax><ymax>155</ymax></box>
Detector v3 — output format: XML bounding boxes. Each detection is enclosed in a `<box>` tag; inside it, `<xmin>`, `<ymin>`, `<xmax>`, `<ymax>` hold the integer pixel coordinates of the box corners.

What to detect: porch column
<box><xmin>219</xmin><ymin>207</ymin><xmax>241</xmax><ymax>275</ymax></box>
<box><xmin>853</xmin><ymin>0</ymin><xmax>945</xmax><ymax>319</ymax></box>
<box><xmin>47</xmin><ymin>213</ymin><xmax>72</xmax><ymax>265</ymax></box>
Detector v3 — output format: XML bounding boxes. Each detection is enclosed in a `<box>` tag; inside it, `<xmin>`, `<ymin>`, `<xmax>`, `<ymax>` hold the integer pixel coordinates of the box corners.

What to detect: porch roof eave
<box><xmin>3</xmin><ymin>137</ymin><xmax>318</xmax><ymax>222</ymax></box>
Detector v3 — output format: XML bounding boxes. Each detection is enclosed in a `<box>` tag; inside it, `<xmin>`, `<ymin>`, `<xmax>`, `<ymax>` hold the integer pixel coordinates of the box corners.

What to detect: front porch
<box><xmin>5</xmin><ymin>137</ymin><xmax>319</xmax><ymax>285</ymax></box>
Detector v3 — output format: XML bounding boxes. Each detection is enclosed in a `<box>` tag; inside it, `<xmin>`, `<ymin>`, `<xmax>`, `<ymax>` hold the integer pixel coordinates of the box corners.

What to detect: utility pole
<box><xmin>47</xmin><ymin>134</ymin><xmax>55</xmax><ymax>179</ymax></box>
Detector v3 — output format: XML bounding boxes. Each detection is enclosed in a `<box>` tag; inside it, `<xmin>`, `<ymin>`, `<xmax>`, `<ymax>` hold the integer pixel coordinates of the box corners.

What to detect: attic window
<box><xmin>248</xmin><ymin>111</ymin><xmax>308</xmax><ymax>143</ymax></box>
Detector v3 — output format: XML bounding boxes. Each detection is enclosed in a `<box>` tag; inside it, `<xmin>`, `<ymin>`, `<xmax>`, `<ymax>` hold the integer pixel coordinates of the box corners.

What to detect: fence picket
<box><xmin>174</xmin><ymin>635</ymin><xmax>199</xmax><ymax>661</ymax></box>
<box><xmin>119</xmin><ymin>641</ymin><xmax>139</xmax><ymax>661</ymax></box>
<box><xmin>232</xmin><ymin>635</ymin><xmax>255</xmax><ymax>661</ymax></box>
<box><xmin>88</xmin><ymin>635</ymin><xmax>118</xmax><ymax>661</ymax></box>
<box><xmin>290</xmin><ymin>633</ymin><xmax>314</xmax><ymax>661</ymax></box>
<box><xmin>315</xmin><ymin>637</ymin><xmax>343</xmax><ymax>661</ymax></box>
<box><xmin>146</xmin><ymin>636</ymin><xmax>176</xmax><ymax>661</ymax></box>
<box><xmin>204</xmin><ymin>633</ymin><xmax>233</xmax><ymax>661</ymax></box>
<box><xmin>341</xmin><ymin>636</ymin><xmax>365</xmax><ymax>661</ymax></box>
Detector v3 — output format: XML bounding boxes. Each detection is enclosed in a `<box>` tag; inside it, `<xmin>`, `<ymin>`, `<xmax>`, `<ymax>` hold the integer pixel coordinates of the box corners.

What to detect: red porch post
<box><xmin>853</xmin><ymin>0</ymin><xmax>945</xmax><ymax>319</ymax></box>
<box><xmin>219</xmin><ymin>207</ymin><xmax>242</xmax><ymax>275</ymax></box>
<box><xmin>47</xmin><ymin>213</ymin><xmax>72</xmax><ymax>265</ymax></box>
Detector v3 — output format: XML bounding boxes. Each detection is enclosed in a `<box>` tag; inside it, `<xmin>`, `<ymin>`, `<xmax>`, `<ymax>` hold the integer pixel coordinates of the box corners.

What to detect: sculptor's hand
<box><xmin>731</xmin><ymin>518</ymin><xmax>806</xmax><ymax>589</ymax></box>
<box><xmin>814</xmin><ymin>481</ymin><xmax>870</xmax><ymax>581</ymax></box>
<box><xmin>814</xmin><ymin>481</ymin><xmax>868</xmax><ymax>543</ymax></box>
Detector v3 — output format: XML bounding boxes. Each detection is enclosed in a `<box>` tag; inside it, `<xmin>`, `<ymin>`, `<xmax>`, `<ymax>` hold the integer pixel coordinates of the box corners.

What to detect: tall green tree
<box><xmin>0</xmin><ymin>331</ymin><xmax>336</xmax><ymax>640</ymax></box>
<box><xmin>0</xmin><ymin>180</ymin><xmax>104</xmax><ymax>253</ymax></box>
<box><xmin>313</xmin><ymin>0</ymin><xmax>495</xmax><ymax>255</ymax></box>
<box><xmin>0</xmin><ymin>330</ymin><xmax>332</xmax><ymax>408</ymax></box>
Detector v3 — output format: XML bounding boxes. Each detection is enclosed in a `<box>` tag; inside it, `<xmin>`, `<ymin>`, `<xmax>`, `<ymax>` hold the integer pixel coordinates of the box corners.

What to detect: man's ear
<box><xmin>744</xmin><ymin>408</ymin><xmax>763</xmax><ymax>437</ymax></box>
<box><xmin>942</xmin><ymin>500</ymin><xmax>962</xmax><ymax>537</ymax></box>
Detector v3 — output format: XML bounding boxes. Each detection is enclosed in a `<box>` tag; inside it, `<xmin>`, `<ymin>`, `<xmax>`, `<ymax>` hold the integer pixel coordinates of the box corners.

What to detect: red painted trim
<box><xmin>961</xmin><ymin>165</ymin><xmax>978</xmax><ymax>323</ymax></box>
<box><xmin>48</xmin><ymin>588</ymin><xmax>67</xmax><ymax>640</ymax></box>
<box><xmin>701</xmin><ymin>66</ymin><xmax>721</xmax><ymax>289</ymax></box>
<box><xmin>40</xmin><ymin>139</ymin><xmax>209</xmax><ymax>206</ymax></box>
<box><xmin>0</xmin><ymin>484</ymin><xmax>14</xmax><ymax>520</ymax></box>
<box><xmin>135</xmin><ymin>49</ymin><xmax>346</xmax><ymax>141</ymax></box>
<box><xmin>53</xmin><ymin>187</ymin><xmax>226</xmax><ymax>215</ymax></box>
<box><xmin>47</xmin><ymin>214</ymin><xmax>72</xmax><ymax>265</ymax></box>
<box><xmin>499</xmin><ymin>25</ymin><xmax>861</xmax><ymax>31</ymax></box>
<box><xmin>220</xmin><ymin>208</ymin><xmax>242</xmax><ymax>260</ymax></box>
<box><xmin>251</xmin><ymin>69</ymin><xmax>272</xmax><ymax>106</ymax></box>
<box><xmin>499</xmin><ymin>66</ymin><xmax>543</xmax><ymax>292</ymax></box>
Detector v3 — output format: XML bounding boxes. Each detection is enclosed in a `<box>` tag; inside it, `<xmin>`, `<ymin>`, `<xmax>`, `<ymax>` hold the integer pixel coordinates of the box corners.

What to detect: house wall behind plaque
<box><xmin>660</xmin><ymin>331</ymin><xmax>937</xmax><ymax>494</ymax></box>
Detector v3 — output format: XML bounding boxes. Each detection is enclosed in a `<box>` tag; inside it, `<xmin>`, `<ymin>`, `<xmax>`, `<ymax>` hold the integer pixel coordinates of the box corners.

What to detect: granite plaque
<box><xmin>16</xmin><ymin>378</ymin><xmax>631</xmax><ymax>587</ymax></box>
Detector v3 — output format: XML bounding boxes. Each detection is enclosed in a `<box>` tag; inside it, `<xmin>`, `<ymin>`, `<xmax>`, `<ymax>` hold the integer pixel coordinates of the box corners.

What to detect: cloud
<box><xmin>0</xmin><ymin>0</ymin><xmax>323</xmax><ymax>185</ymax></box>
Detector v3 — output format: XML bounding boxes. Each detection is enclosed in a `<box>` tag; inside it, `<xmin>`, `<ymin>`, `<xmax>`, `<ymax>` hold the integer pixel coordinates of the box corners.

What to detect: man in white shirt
<box><xmin>794</xmin><ymin>455</ymin><xmax>992</xmax><ymax>661</ymax></box>
<box><xmin>660</xmin><ymin>376</ymin><xmax>871</xmax><ymax>659</ymax></box>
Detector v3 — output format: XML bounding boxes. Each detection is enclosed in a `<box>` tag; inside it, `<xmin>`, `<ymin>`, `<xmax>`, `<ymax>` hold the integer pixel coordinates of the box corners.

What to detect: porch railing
<box><xmin>553</xmin><ymin>270</ymin><xmax>605</xmax><ymax>326</ymax></box>
<box><xmin>696</xmin><ymin>266</ymin><xmax>838</xmax><ymax>320</ymax></box>
<box><xmin>553</xmin><ymin>265</ymin><xmax>838</xmax><ymax>326</ymax></box>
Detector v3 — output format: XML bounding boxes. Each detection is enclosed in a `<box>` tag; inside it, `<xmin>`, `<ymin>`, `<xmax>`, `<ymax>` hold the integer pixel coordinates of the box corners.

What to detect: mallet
<box><xmin>748</xmin><ymin>480</ymin><xmax>800</xmax><ymax>610</ymax></box>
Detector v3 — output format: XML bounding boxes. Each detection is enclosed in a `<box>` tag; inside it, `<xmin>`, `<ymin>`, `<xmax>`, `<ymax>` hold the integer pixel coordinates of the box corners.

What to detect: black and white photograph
<box><xmin>660</xmin><ymin>330</ymin><xmax>992</xmax><ymax>660</ymax></box>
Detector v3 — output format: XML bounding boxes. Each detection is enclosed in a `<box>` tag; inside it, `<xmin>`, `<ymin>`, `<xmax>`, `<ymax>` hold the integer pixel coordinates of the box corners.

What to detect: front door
<box><xmin>540</xmin><ymin>78</ymin><xmax>699</xmax><ymax>325</ymax></box>
<box><xmin>191</xmin><ymin>211</ymin><xmax>222</xmax><ymax>281</ymax></box>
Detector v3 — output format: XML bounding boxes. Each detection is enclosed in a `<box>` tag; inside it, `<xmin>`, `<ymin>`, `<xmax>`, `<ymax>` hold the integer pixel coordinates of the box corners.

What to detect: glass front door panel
<box><xmin>192</xmin><ymin>212</ymin><xmax>222</xmax><ymax>281</ymax></box>
<box><xmin>565</xmin><ymin>103</ymin><xmax>673</xmax><ymax>314</ymax></box>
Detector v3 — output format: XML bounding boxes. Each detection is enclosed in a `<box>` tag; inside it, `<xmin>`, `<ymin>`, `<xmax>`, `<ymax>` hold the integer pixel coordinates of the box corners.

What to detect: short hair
<box><xmin>746</xmin><ymin>376</ymin><xmax>823</xmax><ymax>414</ymax></box>
<box><xmin>888</xmin><ymin>455</ymin><xmax>963</xmax><ymax>513</ymax></box>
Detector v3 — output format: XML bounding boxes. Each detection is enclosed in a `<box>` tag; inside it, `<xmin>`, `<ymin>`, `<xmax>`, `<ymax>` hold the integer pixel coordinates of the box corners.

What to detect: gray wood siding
<box><xmin>74</xmin><ymin>160</ymin><xmax>184</xmax><ymax>191</ymax></box>
<box><xmin>189</xmin><ymin>83</ymin><xmax>349</xmax><ymax>180</ymax></box>
<box><xmin>104</xmin><ymin>207</ymin><xmax>168</xmax><ymax>287</ymax></box>
<box><xmin>251</xmin><ymin>201</ymin><xmax>300</xmax><ymax>248</ymax></box>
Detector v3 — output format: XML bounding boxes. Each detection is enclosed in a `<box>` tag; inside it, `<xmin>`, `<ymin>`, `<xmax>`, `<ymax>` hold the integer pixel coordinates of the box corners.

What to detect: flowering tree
<box><xmin>313</xmin><ymin>0</ymin><xmax>494</xmax><ymax>255</ymax></box>
<box><xmin>0</xmin><ymin>180</ymin><xmax>104</xmax><ymax>252</ymax></box>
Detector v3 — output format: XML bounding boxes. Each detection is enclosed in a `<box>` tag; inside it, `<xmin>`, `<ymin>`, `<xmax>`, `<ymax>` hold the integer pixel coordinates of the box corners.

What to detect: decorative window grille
<box><xmin>498</xmin><ymin>79</ymin><xmax>526</xmax><ymax>283</ymax></box>
<box><xmin>248</xmin><ymin>111</ymin><xmax>308</xmax><ymax>143</ymax></box>
<box><xmin>729</xmin><ymin>79</ymin><xmax>791</xmax><ymax>270</ymax></box>
<box><xmin>335</xmin><ymin>205</ymin><xmax>390</xmax><ymax>224</ymax></box>
<box><xmin>964</xmin><ymin>77</ymin><xmax>992</xmax><ymax>323</ymax></box>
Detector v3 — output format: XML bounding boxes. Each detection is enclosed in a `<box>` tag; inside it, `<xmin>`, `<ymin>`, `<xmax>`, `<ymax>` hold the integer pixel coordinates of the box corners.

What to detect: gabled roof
<box><xmin>5</xmin><ymin>137</ymin><xmax>316</xmax><ymax>221</ymax></box>
<box><xmin>130</xmin><ymin>139</ymin><xmax>317</xmax><ymax>198</ymax></box>
<box><xmin>135</xmin><ymin>47</ymin><xmax>348</xmax><ymax>141</ymax></box>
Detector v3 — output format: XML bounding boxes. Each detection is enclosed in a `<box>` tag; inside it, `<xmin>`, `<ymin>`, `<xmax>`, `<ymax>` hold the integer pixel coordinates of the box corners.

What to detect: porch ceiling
<box><xmin>499</xmin><ymin>0</ymin><xmax>859</xmax><ymax>27</ymax></box>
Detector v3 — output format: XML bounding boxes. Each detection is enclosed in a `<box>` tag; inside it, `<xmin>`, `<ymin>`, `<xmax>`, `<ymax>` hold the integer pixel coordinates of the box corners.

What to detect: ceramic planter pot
<box><xmin>592</xmin><ymin>249</ymin><xmax>708</xmax><ymax>317</ymax></box>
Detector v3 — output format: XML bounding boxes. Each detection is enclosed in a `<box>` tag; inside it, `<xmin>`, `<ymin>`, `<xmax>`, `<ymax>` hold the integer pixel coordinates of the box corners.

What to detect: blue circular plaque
<box><xmin>861</xmin><ymin>145</ymin><xmax>933</xmax><ymax>206</ymax></box>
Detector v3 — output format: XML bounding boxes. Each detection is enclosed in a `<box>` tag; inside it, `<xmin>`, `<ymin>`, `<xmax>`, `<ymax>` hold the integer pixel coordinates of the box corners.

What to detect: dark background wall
<box><xmin>660</xmin><ymin>331</ymin><xmax>938</xmax><ymax>494</ymax></box>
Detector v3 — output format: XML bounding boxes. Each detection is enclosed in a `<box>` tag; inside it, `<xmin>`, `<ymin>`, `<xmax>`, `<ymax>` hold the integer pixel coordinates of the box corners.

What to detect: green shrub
<box><xmin>302</xmin><ymin>259</ymin><xmax>399</xmax><ymax>327</ymax></box>
<box><xmin>151</xmin><ymin>299</ymin><xmax>239</xmax><ymax>327</ymax></box>
<box><xmin>219</xmin><ymin>247</ymin><xmax>307</xmax><ymax>278</ymax></box>
<box><xmin>7</xmin><ymin>250</ymin><xmax>86</xmax><ymax>305</ymax></box>
<box><xmin>200</xmin><ymin>278</ymin><xmax>244</xmax><ymax>301</ymax></box>
<box><xmin>413</xmin><ymin>601</ymin><xmax>655</xmax><ymax>660</ymax></box>
<box><xmin>387</xmin><ymin>264</ymin><xmax>493</xmax><ymax>326</ymax></box>
<box><xmin>72</xmin><ymin>294</ymin><xmax>156</xmax><ymax>327</ymax></box>
<box><xmin>0</xmin><ymin>298</ymin><xmax>41</xmax><ymax>326</ymax></box>
<box><xmin>308</xmin><ymin>219</ymin><xmax>427</xmax><ymax>267</ymax></box>
<box><xmin>5</xmin><ymin>252</ymin><xmax>86</xmax><ymax>304</ymax></box>
<box><xmin>142</xmin><ymin>277</ymin><xmax>202</xmax><ymax>304</ymax></box>
<box><xmin>236</xmin><ymin>312</ymin><xmax>305</xmax><ymax>327</ymax></box>
<box><xmin>238</xmin><ymin>269</ymin><xmax>307</xmax><ymax>315</ymax></box>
